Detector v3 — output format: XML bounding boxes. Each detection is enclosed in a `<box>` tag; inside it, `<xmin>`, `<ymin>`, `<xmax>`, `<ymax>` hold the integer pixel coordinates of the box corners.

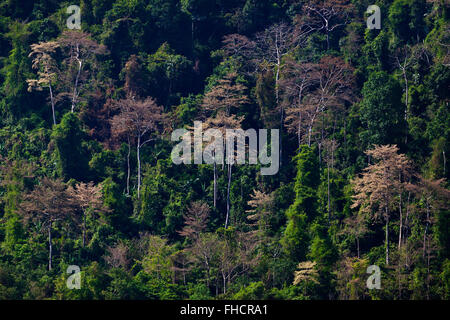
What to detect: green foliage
<box><xmin>0</xmin><ymin>22</ymin><xmax>33</xmax><ymax>122</ymax></box>
<box><xmin>359</xmin><ymin>70</ymin><xmax>405</xmax><ymax>147</ymax></box>
<box><xmin>282</xmin><ymin>146</ymin><xmax>319</xmax><ymax>261</ymax></box>
<box><xmin>51</xmin><ymin>112</ymin><xmax>90</xmax><ymax>181</ymax></box>
<box><xmin>0</xmin><ymin>0</ymin><xmax>448</xmax><ymax>301</ymax></box>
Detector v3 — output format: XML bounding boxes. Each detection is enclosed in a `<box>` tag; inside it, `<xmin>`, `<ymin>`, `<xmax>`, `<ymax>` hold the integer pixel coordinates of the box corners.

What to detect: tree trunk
<box><xmin>385</xmin><ymin>207</ymin><xmax>390</xmax><ymax>265</ymax></box>
<box><xmin>356</xmin><ymin>237</ymin><xmax>360</xmax><ymax>259</ymax></box>
<box><xmin>297</xmin><ymin>112</ymin><xmax>302</xmax><ymax>148</ymax></box>
<box><xmin>82</xmin><ymin>210</ymin><xmax>86</xmax><ymax>247</ymax></box>
<box><xmin>308</xmin><ymin>126</ymin><xmax>312</xmax><ymax>147</ymax></box>
<box><xmin>71</xmin><ymin>45</ymin><xmax>82</xmax><ymax>113</ymax></box>
<box><xmin>276</xmin><ymin>59</ymin><xmax>283</xmax><ymax>167</ymax></box>
<box><xmin>126</xmin><ymin>136</ymin><xmax>131</xmax><ymax>196</ymax></box>
<box><xmin>222</xmin><ymin>272</ymin><xmax>226</xmax><ymax>294</ymax></box>
<box><xmin>327</xmin><ymin>161</ymin><xmax>331</xmax><ymax>222</ymax></box>
<box><xmin>49</xmin><ymin>81</ymin><xmax>56</xmax><ymax>125</ymax></box>
<box><xmin>398</xmin><ymin>192</ymin><xmax>403</xmax><ymax>250</ymax></box>
<box><xmin>137</xmin><ymin>136</ymin><xmax>141</xmax><ymax>199</ymax></box>
<box><xmin>403</xmin><ymin>71</ymin><xmax>408</xmax><ymax>118</ymax></box>
<box><xmin>225</xmin><ymin>163</ymin><xmax>232</xmax><ymax>229</ymax></box>
<box><xmin>443</xmin><ymin>151</ymin><xmax>446</xmax><ymax>176</ymax></box>
<box><xmin>423</xmin><ymin>201</ymin><xmax>430</xmax><ymax>259</ymax></box>
<box><xmin>48</xmin><ymin>220</ymin><xmax>53</xmax><ymax>271</ymax></box>
<box><xmin>213</xmin><ymin>150</ymin><xmax>217</xmax><ymax>207</ymax></box>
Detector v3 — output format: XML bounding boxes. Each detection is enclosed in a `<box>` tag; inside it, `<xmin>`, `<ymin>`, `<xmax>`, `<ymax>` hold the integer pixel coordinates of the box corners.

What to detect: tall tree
<box><xmin>304</xmin><ymin>0</ymin><xmax>352</xmax><ymax>50</ymax></box>
<box><xmin>19</xmin><ymin>178</ymin><xmax>75</xmax><ymax>270</ymax></box>
<box><xmin>351</xmin><ymin>145</ymin><xmax>412</xmax><ymax>265</ymax></box>
<box><xmin>202</xmin><ymin>72</ymin><xmax>248</xmax><ymax>209</ymax></box>
<box><xmin>282</xmin><ymin>57</ymin><xmax>318</xmax><ymax>148</ymax></box>
<box><xmin>68</xmin><ymin>181</ymin><xmax>107</xmax><ymax>247</ymax></box>
<box><xmin>57</xmin><ymin>31</ymin><xmax>107</xmax><ymax>113</ymax></box>
<box><xmin>302</xmin><ymin>56</ymin><xmax>354</xmax><ymax>147</ymax></box>
<box><xmin>178</xmin><ymin>201</ymin><xmax>210</xmax><ymax>242</ymax></box>
<box><xmin>205</xmin><ymin>111</ymin><xmax>243</xmax><ymax>228</ymax></box>
<box><xmin>27</xmin><ymin>41</ymin><xmax>59</xmax><ymax>125</ymax></box>
<box><xmin>111</xmin><ymin>97</ymin><xmax>164</xmax><ymax>198</ymax></box>
<box><xmin>202</xmin><ymin>72</ymin><xmax>249</xmax><ymax>117</ymax></box>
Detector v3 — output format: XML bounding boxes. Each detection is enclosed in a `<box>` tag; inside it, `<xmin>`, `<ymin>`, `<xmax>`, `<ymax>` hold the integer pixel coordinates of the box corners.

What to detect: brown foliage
<box><xmin>178</xmin><ymin>201</ymin><xmax>210</xmax><ymax>241</ymax></box>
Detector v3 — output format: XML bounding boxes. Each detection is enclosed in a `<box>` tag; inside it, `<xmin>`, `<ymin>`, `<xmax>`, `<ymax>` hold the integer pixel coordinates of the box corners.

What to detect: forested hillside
<box><xmin>0</xmin><ymin>0</ymin><xmax>449</xmax><ymax>300</ymax></box>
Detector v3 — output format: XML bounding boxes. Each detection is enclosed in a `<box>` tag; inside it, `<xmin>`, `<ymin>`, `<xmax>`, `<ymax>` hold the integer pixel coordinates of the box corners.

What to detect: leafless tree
<box><xmin>110</xmin><ymin>97</ymin><xmax>164</xmax><ymax>198</ymax></box>
<box><xmin>27</xmin><ymin>41</ymin><xmax>59</xmax><ymax>125</ymax></box>
<box><xmin>282</xmin><ymin>57</ymin><xmax>319</xmax><ymax>148</ymax></box>
<box><xmin>68</xmin><ymin>181</ymin><xmax>108</xmax><ymax>247</ymax></box>
<box><xmin>304</xmin><ymin>0</ymin><xmax>353</xmax><ymax>50</ymax></box>
<box><xmin>178</xmin><ymin>201</ymin><xmax>210</xmax><ymax>242</ymax></box>
<box><xmin>57</xmin><ymin>31</ymin><xmax>107</xmax><ymax>113</ymax></box>
<box><xmin>351</xmin><ymin>145</ymin><xmax>412</xmax><ymax>265</ymax></box>
<box><xmin>19</xmin><ymin>178</ymin><xmax>76</xmax><ymax>270</ymax></box>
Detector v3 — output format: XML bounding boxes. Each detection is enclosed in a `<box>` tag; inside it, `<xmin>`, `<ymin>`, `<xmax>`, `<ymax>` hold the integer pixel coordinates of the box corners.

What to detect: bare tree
<box><xmin>178</xmin><ymin>201</ymin><xmax>210</xmax><ymax>242</ymax></box>
<box><xmin>19</xmin><ymin>178</ymin><xmax>75</xmax><ymax>270</ymax></box>
<box><xmin>202</xmin><ymin>72</ymin><xmax>249</xmax><ymax>117</ymax></box>
<box><xmin>205</xmin><ymin>111</ymin><xmax>243</xmax><ymax>228</ymax></box>
<box><xmin>67</xmin><ymin>181</ymin><xmax>107</xmax><ymax>247</ymax></box>
<box><xmin>104</xmin><ymin>240</ymin><xmax>130</xmax><ymax>270</ymax></box>
<box><xmin>27</xmin><ymin>41</ymin><xmax>59</xmax><ymax>125</ymax></box>
<box><xmin>303</xmin><ymin>56</ymin><xmax>354</xmax><ymax>147</ymax></box>
<box><xmin>111</xmin><ymin>97</ymin><xmax>164</xmax><ymax>198</ymax></box>
<box><xmin>57</xmin><ymin>31</ymin><xmax>107</xmax><ymax>113</ymax></box>
<box><xmin>304</xmin><ymin>0</ymin><xmax>352</xmax><ymax>50</ymax></box>
<box><xmin>217</xmin><ymin>230</ymin><xmax>260</xmax><ymax>295</ymax></box>
<box><xmin>351</xmin><ymin>145</ymin><xmax>412</xmax><ymax>265</ymax></box>
<box><xmin>246</xmin><ymin>189</ymin><xmax>274</xmax><ymax>237</ymax></box>
<box><xmin>202</xmin><ymin>72</ymin><xmax>248</xmax><ymax>209</ymax></box>
<box><xmin>110</xmin><ymin>102</ymin><xmax>133</xmax><ymax>196</ymax></box>
<box><xmin>282</xmin><ymin>57</ymin><xmax>319</xmax><ymax>148</ymax></box>
<box><xmin>190</xmin><ymin>232</ymin><xmax>220</xmax><ymax>289</ymax></box>
<box><xmin>340</xmin><ymin>213</ymin><xmax>368</xmax><ymax>258</ymax></box>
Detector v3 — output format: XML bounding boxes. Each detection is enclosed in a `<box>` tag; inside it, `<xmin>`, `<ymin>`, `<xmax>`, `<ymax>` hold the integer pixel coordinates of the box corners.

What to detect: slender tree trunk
<box><xmin>126</xmin><ymin>136</ymin><xmax>131</xmax><ymax>196</ymax></box>
<box><xmin>403</xmin><ymin>70</ymin><xmax>408</xmax><ymax>118</ymax></box>
<box><xmin>443</xmin><ymin>151</ymin><xmax>446</xmax><ymax>176</ymax></box>
<box><xmin>398</xmin><ymin>192</ymin><xmax>403</xmax><ymax>250</ymax></box>
<box><xmin>403</xmin><ymin>70</ymin><xmax>408</xmax><ymax>144</ymax></box>
<box><xmin>49</xmin><ymin>81</ymin><xmax>56</xmax><ymax>125</ymax></box>
<box><xmin>225</xmin><ymin>163</ymin><xmax>232</xmax><ymax>229</ymax></box>
<box><xmin>385</xmin><ymin>206</ymin><xmax>390</xmax><ymax>265</ymax></box>
<box><xmin>71</xmin><ymin>45</ymin><xmax>82</xmax><ymax>113</ymax></box>
<box><xmin>356</xmin><ymin>237</ymin><xmax>360</xmax><ymax>259</ymax></box>
<box><xmin>297</xmin><ymin>112</ymin><xmax>302</xmax><ymax>148</ymax></box>
<box><xmin>137</xmin><ymin>142</ymin><xmax>141</xmax><ymax>199</ymax></box>
<box><xmin>204</xmin><ymin>255</ymin><xmax>211</xmax><ymax>288</ymax></box>
<box><xmin>324</xmin><ymin>19</ymin><xmax>330</xmax><ymax>50</ymax></box>
<box><xmin>48</xmin><ymin>220</ymin><xmax>53</xmax><ymax>271</ymax></box>
<box><xmin>276</xmin><ymin>59</ymin><xmax>283</xmax><ymax>167</ymax></box>
<box><xmin>213</xmin><ymin>150</ymin><xmax>217</xmax><ymax>207</ymax></box>
<box><xmin>222</xmin><ymin>272</ymin><xmax>226</xmax><ymax>294</ymax></box>
<box><xmin>297</xmin><ymin>89</ymin><xmax>303</xmax><ymax>149</ymax></box>
<box><xmin>83</xmin><ymin>210</ymin><xmax>86</xmax><ymax>247</ymax></box>
<box><xmin>423</xmin><ymin>201</ymin><xmax>430</xmax><ymax>259</ymax></box>
<box><xmin>327</xmin><ymin>163</ymin><xmax>331</xmax><ymax>221</ymax></box>
<box><xmin>308</xmin><ymin>126</ymin><xmax>312</xmax><ymax>147</ymax></box>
